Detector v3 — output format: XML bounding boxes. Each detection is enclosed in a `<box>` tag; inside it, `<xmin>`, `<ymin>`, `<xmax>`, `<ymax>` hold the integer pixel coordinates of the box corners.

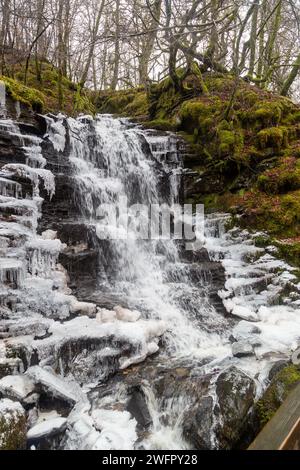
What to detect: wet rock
<box><xmin>183</xmin><ymin>396</ymin><xmax>214</xmax><ymax>449</ymax></box>
<box><xmin>0</xmin><ymin>398</ymin><xmax>26</xmax><ymax>450</ymax></box>
<box><xmin>292</xmin><ymin>347</ymin><xmax>300</xmax><ymax>365</ymax></box>
<box><xmin>232</xmin><ymin>320</ymin><xmax>261</xmax><ymax>342</ymax></box>
<box><xmin>268</xmin><ymin>360</ymin><xmax>289</xmax><ymax>380</ymax></box>
<box><xmin>126</xmin><ymin>386</ymin><xmax>152</xmax><ymax>429</ymax></box>
<box><xmin>232</xmin><ymin>341</ymin><xmax>254</xmax><ymax>358</ymax></box>
<box><xmin>215</xmin><ymin>366</ymin><xmax>256</xmax><ymax>449</ymax></box>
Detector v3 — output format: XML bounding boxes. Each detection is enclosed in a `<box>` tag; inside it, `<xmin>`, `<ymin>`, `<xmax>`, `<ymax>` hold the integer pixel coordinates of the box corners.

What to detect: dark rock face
<box><xmin>183</xmin><ymin>396</ymin><xmax>214</xmax><ymax>449</ymax></box>
<box><xmin>215</xmin><ymin>367</ymin><xmax>256</xmax><ymax>449</ymax></box>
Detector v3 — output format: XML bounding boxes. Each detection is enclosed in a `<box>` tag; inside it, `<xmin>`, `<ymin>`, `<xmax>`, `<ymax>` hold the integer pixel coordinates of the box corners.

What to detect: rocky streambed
<box><xmin>0</xmin><ymin>101</ymin><xmax>300</xmax><ymax>450</ymax></box>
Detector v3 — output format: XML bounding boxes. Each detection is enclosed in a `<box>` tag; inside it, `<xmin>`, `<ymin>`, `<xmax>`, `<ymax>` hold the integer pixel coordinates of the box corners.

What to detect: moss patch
<box><xmin>1</xmin><ymin>60</ymin><xmax>95</xmax><ymax>115</ymax></box>
<box><xmin>256</xmin><ymin>365</ymin><xmax>300</xmax><ymax>427</ymax></box>
<box><xmin>1</xmin><ymin>76</ymin><xmax>45</xmax><ymax>112</ymax></box>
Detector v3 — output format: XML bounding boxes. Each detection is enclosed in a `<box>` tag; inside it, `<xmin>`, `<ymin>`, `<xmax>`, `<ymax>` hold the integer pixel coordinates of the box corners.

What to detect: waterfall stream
<box><xmin>1</xmin><ymin>113</ymin><xmax>300</xmax><ymax>450</ymax></box>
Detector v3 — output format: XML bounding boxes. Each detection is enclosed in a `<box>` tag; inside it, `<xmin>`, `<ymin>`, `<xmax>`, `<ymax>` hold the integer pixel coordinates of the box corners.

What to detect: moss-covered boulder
<box><xmin>1</xmin><ymin>60</ymin><xmax>95</xmax><ymax>116</ymax></box>
<box><xmin>256</xmin><ymin>364</ymin><xmax>300</xmax><ymax>428</ymax></box>
<box><xmin>0</xmin><ymin>398</ymin><xmax>26</xmax><ymax>450</ymax></box>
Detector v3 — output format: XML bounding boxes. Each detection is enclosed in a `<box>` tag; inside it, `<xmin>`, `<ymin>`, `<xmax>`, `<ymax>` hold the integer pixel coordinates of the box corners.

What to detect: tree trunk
<box><xmin>280</xmin><ymin>53</ymin><xmax>300</xmax><ymax>96</ymax></box>
<box><xmin>79</xmin><ymin>0</ymin><xmax>105</xmax><ymax>89</ymax></box>
<box><xmin>110</xmin><ymin>0</ymin><xmax>120</xmax><ymax>91</ymax></box>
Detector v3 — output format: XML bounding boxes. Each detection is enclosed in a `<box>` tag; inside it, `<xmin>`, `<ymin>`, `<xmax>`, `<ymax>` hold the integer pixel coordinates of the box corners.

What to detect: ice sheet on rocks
<box><xmin>205</xmin><ymin>214</ymin><xmax>300</xmax><ymax>368</ymax></box>
<box><xmin>65</xmin><ymin>407</ymin><xmax>137</xmax><ymax>450</ymax></box>
<box><xmin>33</xmin><ymin>316</ymin><xmax>167</xmax><ymax>367</ymax></box>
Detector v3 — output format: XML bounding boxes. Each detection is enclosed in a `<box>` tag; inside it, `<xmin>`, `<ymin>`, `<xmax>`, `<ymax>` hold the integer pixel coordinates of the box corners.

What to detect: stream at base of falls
<box><xmin>0</xmin><ymin>113</ymin><xmax>300</xmax><ymax>450</ymax></box>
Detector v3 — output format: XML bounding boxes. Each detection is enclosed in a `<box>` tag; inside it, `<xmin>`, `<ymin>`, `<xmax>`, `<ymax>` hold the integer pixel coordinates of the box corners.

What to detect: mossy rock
<box><xmin>144</xmin><ymin>118</ymin><xmax>178</xmax><ymax>131</ymax></box>
<box><xmin>0</xmin><ymin>399</ymin><xmax>26</xmax><ymax>450</ymax></box>
<box><xmin>256</xmin><ymin>364</ymin><xmax>300</xmax><ymax>427</ymax></box>
<box><xmin>1</xmin><ymin>76</ymin><xmax>45</xmax><ymax>112</ymax></box>
<box><xmin>124</xmin><ymin>92</ymin><xmax>148</xmax><ymax>116</ymax></box>
<box><xmin>256</xmin><ymin>126</ymin><xmax>289</xmax><ymax>151</ymax></box>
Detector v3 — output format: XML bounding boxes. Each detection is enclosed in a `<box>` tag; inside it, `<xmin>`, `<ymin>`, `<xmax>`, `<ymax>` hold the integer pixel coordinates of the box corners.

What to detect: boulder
<box><xmin>292</xmin><ymin>347</ymin><xmax>300</xmax><ymax>365</ymax></box>
<box><xmin>232</xmin><ymin>341</ymin><xmax>254</xmax><ymax>358</ymax></box>
<box><xmin>26</xmin><ymin>366</ymin><xmax>77</xmax><ymax>407</ymax></box>
<box><xmin>0</xmin><ymin>374</ymin><xmax>35</xmax><ymax>402</ymax></box>
<box><xmin>0</xmin><ymin>398</ymin><xmax>26</xmax><ymax>450</ymax></box>
<box><xmin>27</xmin><ymin>417</ymin><xmax>67</xmax><ymax>441</ymax></box>
<box><xmin>215</xmin><ymin>367</ymin><xmax>256</xmax><ymax>448</ymax></box>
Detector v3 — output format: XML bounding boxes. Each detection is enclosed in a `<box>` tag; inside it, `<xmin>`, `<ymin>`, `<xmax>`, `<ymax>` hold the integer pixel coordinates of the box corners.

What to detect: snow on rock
<box><xmin>91</xmin><ymin>409</ymin><xmax>137</xmax><ymax>450</ymax></box>
<box><xmin>27</xmin><ymin>417</ymin><xmax>67</xmax><ymax>441</ymax></box>
<box><xmin>96</xmin><ymin>308</ymin><xmax>117</xmax><ymax>323</ymax></box>
<box><xmin>114</xmin><ymin>305</ymin><xmax>141</xmax><ymax>322</ymax></box>
<box><xmin>0</xmin><ymin>375</ymin><xmax>35</xmax><ymax>401</ymax></box>
<box><xmin>69</xmin><ymin>297</ymin><xmax>97</xmax><ymax>317</ymax></box>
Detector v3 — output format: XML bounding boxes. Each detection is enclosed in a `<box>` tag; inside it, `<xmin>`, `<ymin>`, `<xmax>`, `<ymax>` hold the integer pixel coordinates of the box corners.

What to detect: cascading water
<box><xmin>67</xmin><ymin>115</ymin><xmax>230</xmax><ymax>360</ymax></box>
<box><xmin>1</xmin><ymin>110</ymin><xmax>300</xmax><ymax>450</ymax></box>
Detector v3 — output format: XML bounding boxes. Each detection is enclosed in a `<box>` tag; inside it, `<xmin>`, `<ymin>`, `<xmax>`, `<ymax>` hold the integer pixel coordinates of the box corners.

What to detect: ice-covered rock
<box><xmin>69</xmin><ymin>298</ymin><xmax>97</xmax><ymax>317</ymax></box>
<box><xmin>92</xmin><ymin>409</ymin><xmax>137</xmax><ymax>450</ymax></box>
<box><xmin>232</xmin><ymin>321</ymin><xmax>261</xmax><ymax>343</ymax></box>
<box><xmin>96</xmin><ymin>308</ymin><xmax>117</xmax><ymax>323</ymax></box>
<box><xmin>26</xmin><ymin>366</ymin><xmax>78</xmax><ymax>406</ymax></box>
<box><xmin>1</xmin><ymin>163</ymin><xmax>55</xmax><ymax>199</ymax></box>
<box><xmin>27</xmin><ymin>417</ymin><xmax>67</xmax><ymax>441</ymax></box>
<box><xmin>41</xmin><ymin>230</ymin><xmax>57</xmax><ymax>240</ymax></box>
<box><xmin>232</xmin><ymin>341</ymin><xmax>254</xmax><ymax>358</ymax></box>
<box><xmin>0</xmin><ymin>374</ymin><xmax>35</xmax><ymax>401</ymax></box>
<box><xmin>114</xmin><ymin>305</ymin><xmax>141</xmax><ymax>322</ymax></box>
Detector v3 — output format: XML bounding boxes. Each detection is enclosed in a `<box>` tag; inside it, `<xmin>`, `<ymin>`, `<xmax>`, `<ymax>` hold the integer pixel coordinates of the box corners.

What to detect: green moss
<box><xmin>99</xmin><ymin>91</ymin><xmax>135</xmax><ymax>114</ymax></box>
<box><xmin>256</xmin><ymin>365</ymin><xmax>300</xmax><ymax>426</ymax></box>
<box><xmin>257</xmin><ymin>158</ymin><xmax>300</xmax><ymax>194</ymax></box>
<box><xmin>256</xmin><ymin>126</ymin><xmax>289</xmax><ymax>151</ymax></box>
<box><xmin>1</xmin><ymin>76</ymin><xmax>45</xmax><ymax>112</ymax></box>
<box><xmin>143</xmin><ymin>118</ymin><xmax>177</xmax><ymax>131</ymax></box>
<box><xmin>275</xmin><ymin>241</ymin><xmax>300</xmax><ymax>268</ymax></box>
<box><xmin>74</xmin><ymin>87</ymin><xmax>95</xmax><ymax>115</ymax></box>
<box><xmin>253</xmin><ymin>234</ymin><xmax>272</xmax><ymax>248</ymax></box>
<box><xmin>124</xmin><ymin>92</ymin><xmax>148</xmax><ymax>116</ymax></box>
